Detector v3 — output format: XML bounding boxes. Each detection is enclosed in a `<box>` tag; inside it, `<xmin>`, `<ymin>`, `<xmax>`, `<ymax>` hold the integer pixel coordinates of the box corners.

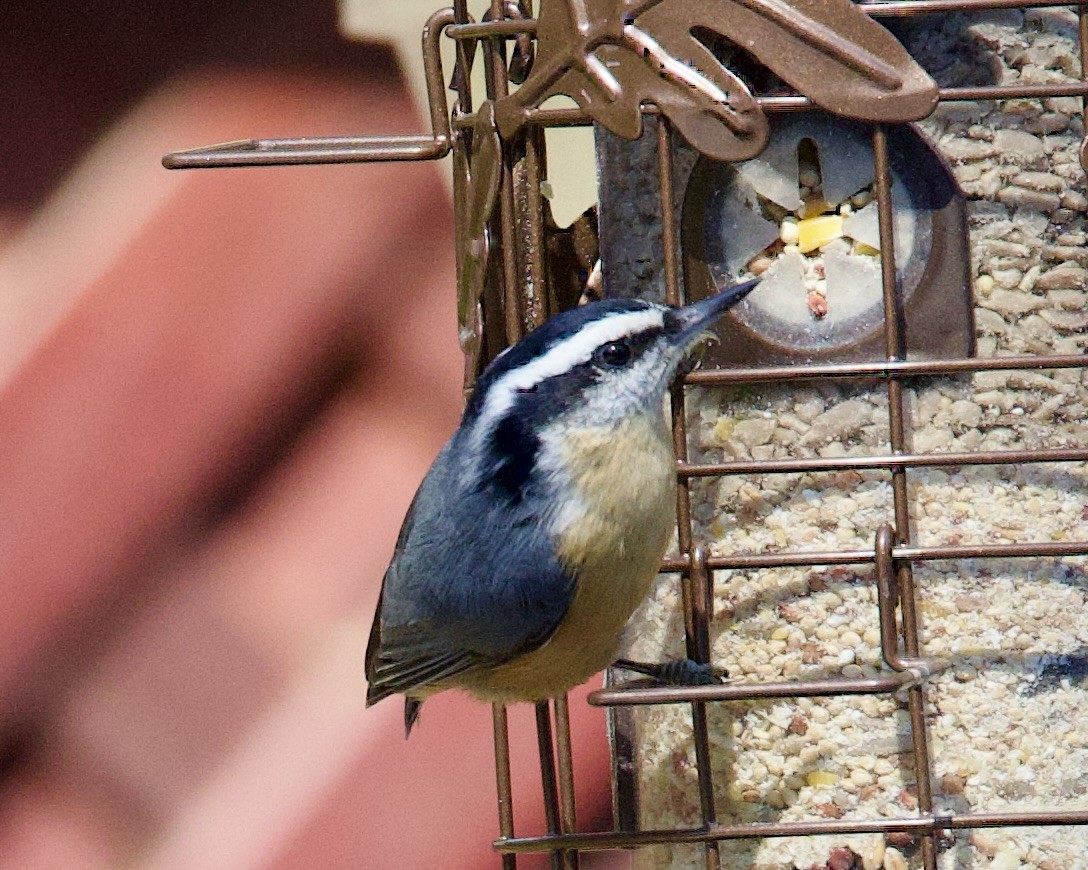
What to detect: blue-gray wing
<box><xmin>365</xmin><ymin>440</ymin><xmax>574</xmax><ymax>706</ymax></box>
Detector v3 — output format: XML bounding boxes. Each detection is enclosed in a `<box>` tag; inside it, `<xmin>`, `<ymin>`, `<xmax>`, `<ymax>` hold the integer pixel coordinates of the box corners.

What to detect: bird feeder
<box><xmin>166</xmin><ymin>2</ymin><xmax>1088</xmax><ymax>867</ymax></box>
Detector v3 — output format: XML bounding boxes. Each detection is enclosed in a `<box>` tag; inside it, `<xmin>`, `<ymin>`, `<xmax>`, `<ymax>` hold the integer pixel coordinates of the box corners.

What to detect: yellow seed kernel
<box><xmin>797</xmin><ymin>214</ymin><xmax>844</xmax><ymax>254</ymax></box>
<box><xmin>853</xmin><ymin>242</ymin><xmax>880</xmax><ymax>257</ymax></box>
<box><xmin>806</xmin><ymin>770</ymin><xmax>840</xmax><ymax>788</ymax></box>
<box><xmin>714</xmin><ymin>418</ymin><xmax>735</xmax><ymax>442</ymax></box>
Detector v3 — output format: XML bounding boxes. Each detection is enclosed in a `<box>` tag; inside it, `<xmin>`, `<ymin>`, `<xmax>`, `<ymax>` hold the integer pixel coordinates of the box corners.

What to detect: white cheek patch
<box><xmin>547</xmin><ymin>484</ymin><xmax>589</xmax><ymax>538</ymax></box>
<box><xmin>476</xmin><ymin>308</ymin><xmax>665</xmax><ymax>435</ymax></box>
<box><xmin>530</xmin><ymin>425</ymin><xmax>589</xmax><ymax>536</ymax></box>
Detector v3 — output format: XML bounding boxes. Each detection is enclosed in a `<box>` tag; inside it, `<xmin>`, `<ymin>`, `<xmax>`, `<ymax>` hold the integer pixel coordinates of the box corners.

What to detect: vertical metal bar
<box><xmin>450</xmin><ymin>1</ymin><xmax>475</xmax><ymax>393</ymax></box>
<box><xmin>554</xmin><ymin>694</ymin><xmax>580</xmax><ymax>869</ymax></box>
<box><xmin>483</xmin><ymin>0</ymin><xmax>521</xmax><ymax>345</ymax></box>
<box><xmin>689</xmin><ymin>548</ymin><xmax>721</xmax><ymax>870</ymax></box>
<box><xmin>535</xmin><ymin>701</ymin><xmax>565</xmax><ymax>870</ymax></box>
<box><xmin>493</xmin><ymin>703</ymin><xmax>518</xmax><ymax>870</ymax></box>
<box><xmin>658</xmin><ymin>115</ymin><xmax>719</xmax><ymax>870</ymax></box>
<box><xmin>1080</xmin><ymin>3</ymin><xmax>1088</xmax><ymax>78</ymax></box>
<box><xmin>874</xmin><ymin>525</ymin><xmax>902</xmax><ymax>670</ymax></box>
<box><xmin>482</xmin><ymin>9</ymin><xmax>522</xmax><ymax>862</ymax></box>
<box><xmin>658</xmin><ymin>118</ymin><xmax>681</xmax><ymax>311</ymax></box>
<box><xmin>872</xmin><ymin>125</ymin><xmax>936</xmax><ymax>869</ymax></box>
<box><xmin>520</xmin><ymin>128</ymin><xmax>551</xmax><ymax>328</ymax></box>
<box><xmin>658</xmin><ymin>115</ymin><xmax>694</xmax><ymax>585</ymax></box>
<box><xmin>872</xmin><ymin>126</ymin><xmax>911</xmax><ymax>535</ymax></box>
<box><xmin>1079</xmin><ymin>0</ymin><xmax>1088</xmax><ymax>173</ymax></box>
<box><xmin>898</xmin><ymin>556</ymin><xmax>941</xmax><ymax>857</ymax></box>
<box><xmin>689</xmin><ymin>548</ymin><xmax>713</xmax><ymax>665</ymax></box>
<box><xmin>658</xmin><ymin>117</ymin><xmax>689</xmax><ymax>521</ymax></box>
<box><xmin>452</xmin><ymin>0</ymin><xmax>474</xmax><ymax>115</ymax></box>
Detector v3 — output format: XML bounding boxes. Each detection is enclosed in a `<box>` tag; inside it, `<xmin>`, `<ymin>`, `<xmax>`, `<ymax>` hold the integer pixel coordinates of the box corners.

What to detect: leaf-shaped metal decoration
<box><xmin>640</xmin><ymin>0</ymin><xmax>938</xmax><ymax>123</ymax></box>
<box><xmin>506</xmin><ymin>0</ymin><xmax>536</xmax><ymax>84</ymax></box>
<box><xmin>493</xmin><ymin>0</ymin><xmax>938</xmax><ymax>161</ymax></box>
<box><xmin>493</xmin><ymin>0</ymin><xmax>770</xmax><ymax>162</ymax></box>
<box><xmin>449</xmin><ymin>36</ymin><xmax>477</xmax><ymax>103</ymax></box>
<box><xmin>454</xmin><ymin>101</ymin><xmax>503</xmax><ymax>374</ymax></box>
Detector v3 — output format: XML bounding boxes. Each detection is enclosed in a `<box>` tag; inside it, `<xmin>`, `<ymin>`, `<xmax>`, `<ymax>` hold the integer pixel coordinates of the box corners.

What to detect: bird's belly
<box><xmin>460</xmin><ymin>414</ymin><xmax>676</xmax><ymax>702</ymax></box>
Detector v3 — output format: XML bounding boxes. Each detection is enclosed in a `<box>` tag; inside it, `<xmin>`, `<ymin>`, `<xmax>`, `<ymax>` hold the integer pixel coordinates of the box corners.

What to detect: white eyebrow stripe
<box><xmin>476</xmin><ymin>308</ymin><xmax>665</xmax><ymax>435</ymax></box>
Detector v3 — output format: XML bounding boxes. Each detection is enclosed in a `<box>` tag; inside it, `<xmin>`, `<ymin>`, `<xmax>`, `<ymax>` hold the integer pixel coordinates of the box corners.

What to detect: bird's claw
<box><xmin>613</xmin><ymin>657</ymin><xmax>728</xmax><ymax>686</ymax></box>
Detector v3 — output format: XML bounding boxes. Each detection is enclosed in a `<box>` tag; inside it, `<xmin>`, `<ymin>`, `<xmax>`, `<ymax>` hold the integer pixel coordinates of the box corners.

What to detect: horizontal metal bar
<box><xmin>447</xmin><ymin>19</ymin><xmax>537</xmax><ymax>39</ymax></box>
<box><xmin>681</xmin><ymin>446</ymin><xmax>1088</xmax><ymax>479</ymax></box>
<box><xmin>861</xmin><ymin>0</ymin><xmax>1088</xmax><ymax>14</ymax></box>
<box><xmin>495</xmin><ymin>810</ymin><xmax>1088</xmax><ymax>853</ymax></box>
<box><xmin>450</xmin><ymin>75</ymin><xmax>1088</xmax><ymax>129</ymax></box>
<box><xmin>896</xmin><ymin>540</ymin><xmax>1088</xmax><ymax>562</ymax></box>
<box><xmin>162</xmin><ymin>135</ymin><xmax>451</xmax><ymax>169</ymax></box>
<box><xmin>685</xmin><ymin>352</ymin><xmax>1088</xmax><ymax>385</ymax></box>
<box><xmin>165</xmin><ymin>7</ymin><xmax>456</xmax><ymax>171</ymax></box>
<box><xmin>453</xmin><ymin>99</ymin><xmax>810</xmax><ymax>129</ymax></box>
<box><xmin>943</xmin><ymin>81</ymin><xmax>1088</xmax><ymax>101</ymax></box>
<box><xmin>759</xmin><ymin>81</ymin><xmax>1088</xmax><ymax>111</ymax></box>
<box><xmin>588</xmin><ymin>667</ymin><xmax>941</xmax><ymax>707</ymax></box>
<box><xmin>660</xmin><ymin>548</ymin><xmax>873</xmax><ymax>572</ymax></box>
<box><xmin>457</xmin><ymin>100</ymin><xmax>809</xmax><ymax>131</ymax></box>
<box><xmin>449</xmin><ymin>105</ymin><xmax>604</xmax><ymax>131</ymax></box>
<box><xmin>439</xmin><ymin>0</ymin><xmax>1088</xmax><ymax>42</ymax></box>
<box><xmin>660</xmin><ymin>539</ymin><xmax>1088</xmax><ymax>573</ymax></box>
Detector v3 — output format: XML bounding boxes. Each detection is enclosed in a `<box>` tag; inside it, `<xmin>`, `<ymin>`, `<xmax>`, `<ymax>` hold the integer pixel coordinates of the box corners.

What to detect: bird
<box><xmin>366</xmin><ymin>278</ymin><xmax>759</xmax><ymax>736</ymax></box>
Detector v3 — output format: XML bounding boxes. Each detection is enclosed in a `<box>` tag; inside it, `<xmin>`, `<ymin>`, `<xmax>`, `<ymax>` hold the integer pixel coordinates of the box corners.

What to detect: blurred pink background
<box><xmin>0</xmin><ymin>2</ymin><xmax>622</xmax><ymax>867</ymax></box>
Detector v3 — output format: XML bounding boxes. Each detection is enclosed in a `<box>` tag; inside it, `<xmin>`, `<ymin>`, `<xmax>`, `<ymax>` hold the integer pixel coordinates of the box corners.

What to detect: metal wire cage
<box><xmin>167</xmin><ymin>2</ymin><xmax>1088</xmax><ymax>867</ymax></box>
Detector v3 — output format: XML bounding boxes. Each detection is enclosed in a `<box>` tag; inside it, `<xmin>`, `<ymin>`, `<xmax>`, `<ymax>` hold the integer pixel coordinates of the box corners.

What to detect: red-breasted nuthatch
<box><xmin>366</xmin><ymin>279</ymin><xmax>759</xmax><ymax>735</ymax></box>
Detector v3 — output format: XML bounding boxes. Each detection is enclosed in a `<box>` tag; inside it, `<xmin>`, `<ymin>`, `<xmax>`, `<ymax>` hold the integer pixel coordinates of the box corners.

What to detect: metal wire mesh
<box><xmin>164</xmin><ymin>2</ymin><xmax>1088</xmax><ymax>867</ymax></box>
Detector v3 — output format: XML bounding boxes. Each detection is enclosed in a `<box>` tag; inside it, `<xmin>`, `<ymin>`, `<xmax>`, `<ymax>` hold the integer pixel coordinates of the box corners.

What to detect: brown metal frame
<box><xmin>164</xmin><ymin>2</ymin><xmax>1088</xmax><ymax>868</ymax></box>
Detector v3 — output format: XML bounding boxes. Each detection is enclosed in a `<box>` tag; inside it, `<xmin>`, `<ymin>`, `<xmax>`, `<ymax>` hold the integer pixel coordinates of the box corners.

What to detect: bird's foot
<box><xmin>613</xmin><ymin>658</ymin><xmax>728</xmax><ymax>686</ymax></box>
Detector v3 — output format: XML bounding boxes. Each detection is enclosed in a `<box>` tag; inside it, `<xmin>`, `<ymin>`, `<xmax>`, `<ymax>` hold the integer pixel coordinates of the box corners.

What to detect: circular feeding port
<box><xmin>684</xmin><ymin>113</ymin><xmax>970</xmax><ymax>363</ymax></box>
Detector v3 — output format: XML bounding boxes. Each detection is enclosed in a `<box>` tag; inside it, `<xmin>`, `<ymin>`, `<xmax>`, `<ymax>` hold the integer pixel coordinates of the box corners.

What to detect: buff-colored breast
<box><xmin>459</xmin><ymin>411</ymin><xmax>676</xmax><ymax>703</ymax></box>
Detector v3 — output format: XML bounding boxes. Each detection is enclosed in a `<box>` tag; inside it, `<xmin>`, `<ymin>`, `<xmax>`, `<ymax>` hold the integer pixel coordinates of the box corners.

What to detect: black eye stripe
<box><xmin>593</xmin><ymin>326</ymin><xmax>664</xmax><ymax>368</ymax></box>
<box><xmin>488</xmin><ymin>412</ymin><xmax>540</xmax><ymax>500</ymax></box>
<box><xmin>464</xmin><ymin>300</ymin><xmax>660</xmax><ymax>418</ymax></box>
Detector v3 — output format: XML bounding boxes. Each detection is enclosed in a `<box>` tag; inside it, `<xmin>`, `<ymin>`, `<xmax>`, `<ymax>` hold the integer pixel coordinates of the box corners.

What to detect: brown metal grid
<box><xmin>162</xmin><ymin>2</ymin><xmax>1088</xmax><ymax>868</ymax></box>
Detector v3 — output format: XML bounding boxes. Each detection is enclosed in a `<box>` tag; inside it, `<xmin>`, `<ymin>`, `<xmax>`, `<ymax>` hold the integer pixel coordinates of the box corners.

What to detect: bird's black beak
<box><xmin>667</xmin><ymin>278</ymin><xmax>760</xmax><ymax>347</ymax></box>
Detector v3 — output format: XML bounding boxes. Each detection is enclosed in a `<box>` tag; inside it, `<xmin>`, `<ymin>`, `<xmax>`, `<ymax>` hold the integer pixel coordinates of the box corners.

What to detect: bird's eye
<box><xmin>596</xmin><ymin>340</ymin><xmax>632</xmax><ymax>367</ymax></box>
